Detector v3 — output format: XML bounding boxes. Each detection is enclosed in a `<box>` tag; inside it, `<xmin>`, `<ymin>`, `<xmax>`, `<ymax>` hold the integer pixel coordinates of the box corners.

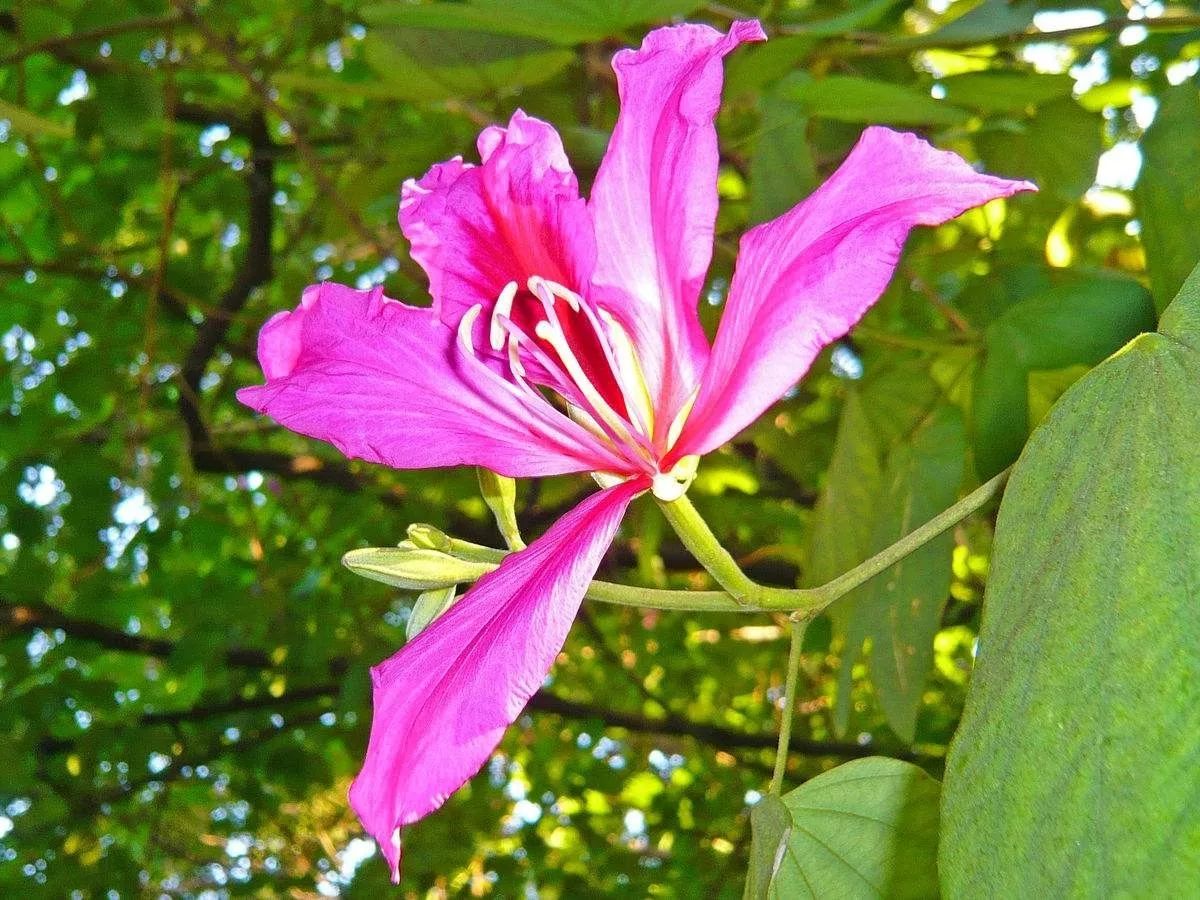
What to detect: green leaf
<box><xmin>757</xmin><ymin>758</ymin><xmax>941</xmax><ymax>899</ymax></box>
<box><xmin>363</xmin><ymin>29</ymin><xmax>574</xmax><ymax>102</ymax></box>
<box><xmin>748</xmin><ymin>92</ymin><xmax>816</xmax><ymax>224</ymax></box>
<box><xmin>806</xmin><ymin>391</ymin><xmax>882</xmax><ymax>590</ymax></box>
<box><xmin>745</xmin><ymin>795</ymin><xmax>791</xmax><ymax>900</ymax></box>
<box><xmin>816</xmin><ymin>361</ymin><xmax>962</xmax><ymax>738</ymax></box>
<box><xmin>782</xmin><ymin>74</ymin><xmax>969</xmax><ymax>126</ymax></box>
<box><xmin>847</xmin><ymin>407</ymin><xmax>966</xmax><ymax>742</ymax></box>
<box><xmin>976</xmin><ymin>98</ymin><xmax>1103</xmax><ymax>202</ymax></box>
<box><xmin>973</xmin><ymin>273</ymin><xmax>1156</xmax><ymax>478</ymax></box>
<box><xmin>1136</xmin><ymin>85</ymin><xmax>1200</xmax><ymax>314</ymax></box>
<box><xmin>0</xmin><ymin>100</ymin><xmax>73</xmax><ymax>139</ymax></box>
<box><xmin>726</xmin><ymin>37</ymin><xmax>817</xmax><ymax>97</ymax></box>
<box><xmin>939</xmin><ymin>71</ymin><xmax>1072</xmax><ymax>113</ymax></box>
<box><xmin>928</xmin><ymin>0</ymin><xmax>1037</xmax><ymax>44</ymax></box>
<box><xmin>780</xmin><ymin>0</ymin><xmax>908</xmax><ymax>36</ymax></box>
<box><xmin>941</xmin><ymin>263</ymin><xmax>1200</xmax><ymax>894</ymax></box>
<box><xmin>361</xmin><ymin>0</ymin><xmax>704</xmax><ymax>45</ymax></box>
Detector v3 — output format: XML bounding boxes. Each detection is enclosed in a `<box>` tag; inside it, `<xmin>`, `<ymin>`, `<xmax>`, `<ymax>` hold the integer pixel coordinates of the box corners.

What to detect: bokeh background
<box><xmin>2</xmin><ymin>0</ymin><xmax>1198</xmax><ymax>895</ymax></box>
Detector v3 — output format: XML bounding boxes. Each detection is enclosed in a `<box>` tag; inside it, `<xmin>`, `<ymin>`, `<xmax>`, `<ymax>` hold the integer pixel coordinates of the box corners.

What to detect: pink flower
<box><xmin>239</xmin><ymin>20</ymin><xmax>1032</xmax><ymax>881</ymax></box>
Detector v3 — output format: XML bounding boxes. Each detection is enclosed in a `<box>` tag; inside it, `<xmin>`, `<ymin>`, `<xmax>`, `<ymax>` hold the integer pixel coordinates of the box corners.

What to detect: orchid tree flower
<box><xmin>239</xmin><ymin>19</ymin><xmax>1032</xmax><ymax>880</ymax></box>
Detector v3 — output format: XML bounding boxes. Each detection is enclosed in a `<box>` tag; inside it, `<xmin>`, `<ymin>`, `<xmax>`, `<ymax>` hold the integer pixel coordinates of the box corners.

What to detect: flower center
<box><xmin>456</xmin><ymin>277</ymin><xmax>695</xmax><ymax>496</ymax></box>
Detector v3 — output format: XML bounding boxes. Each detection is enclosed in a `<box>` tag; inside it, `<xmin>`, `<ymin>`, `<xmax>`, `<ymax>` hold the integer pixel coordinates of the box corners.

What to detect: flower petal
<box><xmin>348</xmin><ymin>479</ymin><xmax>644</xmax><ymax>881</ymax></box>
<box><xmin>672</xmin><ymin>127</ymin><xmax>1036</xmax><ymax>459</ymax></box>
<box><xmin>237</xmin><ymin>282</ymin><xmax>629</xmax><ymax>477</ymax></box>
<box><xmin>400</xmin><ymin>110</ymin><xmax>595</xmax><ymax>327</ymax></box>
<box><xmin>588</xmin><ymin>20</ymin><xmax>765</xmax><ymax>426</ymax></box>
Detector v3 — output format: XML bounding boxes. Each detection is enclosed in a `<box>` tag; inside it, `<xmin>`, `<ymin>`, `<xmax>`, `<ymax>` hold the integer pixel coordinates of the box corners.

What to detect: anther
<box><xmin>528</xmin><ymin>275</ymin><xmax>580</xmax><ymax>311</ymax></box>
<box><xmin>489</xmin><ymin>281</ymin><xmax>518</xmax><ymax>352</ymax></box>
<box><xmin>458</xmin><ymin>304</ymin><xmax>483</xmax><ymax>357</ymax></box>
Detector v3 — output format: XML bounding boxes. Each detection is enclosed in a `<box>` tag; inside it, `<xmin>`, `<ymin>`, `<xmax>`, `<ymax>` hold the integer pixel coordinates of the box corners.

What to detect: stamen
<box><xmin>535</xmin><ymin>318</ymin><xmax>642</xmax><ymax>452</ymax></box>
<box><xmin>598</xmin><ymin>309</ymin><xmax>655</xmax><ymax>438</ymax></box>
<box><xmin>489</xmin><ymin>281</ymin><xmax>518</xmax><ymax>352</ymax></box>
<box><xmin>568</xmin><ymin>404</ymin><xmax>615</xmax><ymax>445</ymax></box>
<box><xmin>454</xmin><ymin>321</ymin><xmax>628</xmax><ymax>470</ymax></box>
<box><xmin>528</xmin><ymin>275</ymin><xmax>580</xmax><ymax>311</ymax></box>
<box><xmin>458</xmin><ymin>304</ymin><xmax>483</xmax><ymax>357</ymax></box>
<box><xmin>528</xmin><ymin>278</ymin><xmax>654</xmax><ymax>451</ymax></box>
<box><xmin>506</xmin><ymin>333</ymin><xmax>526</xmax><ymax>379</ymax></box>
<box><xmin>666</xmin><ymin>386</ymin><xmax>700</xmax><ymax>451</ymax></box>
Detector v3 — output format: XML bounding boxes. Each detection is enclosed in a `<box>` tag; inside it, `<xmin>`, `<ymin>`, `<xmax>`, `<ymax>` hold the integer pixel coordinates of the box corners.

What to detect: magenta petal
<box><xmin>237</xmin><ymin>282</ymin><xmax>629</xmax><ymax>477</ymax></box>
<box><xmin>348</xmin><ymin>479</ymin><xmax>644</xmax><ymax>881</ymax></box>
<box><xmin>400</xmin><ymin>111</ymin><xmax>596</xmax><ymax>327</ymax></box>
<box><xmin>673</xmin><ymin>127</ymin><xmax>1036</xmax><ymax>458</ymax></box>
<box><xmin>588</xmin><ymin>20</ymin><xmax>765</xmax><ymax>425</ymax></box>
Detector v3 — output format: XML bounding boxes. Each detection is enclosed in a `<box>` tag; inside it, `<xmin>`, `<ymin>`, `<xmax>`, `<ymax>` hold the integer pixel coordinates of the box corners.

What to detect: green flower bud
<box><xmin>478</xmin><ymin>468</ymin><xmax>525</xmax><ymax>550</ymax></box>
<box><xmin>406</xmin><ymin>586</ymin><xmax>458</xmax><ymax>640</ymax></box>
<box><xmin>405</xmin><ymin>522</ymin><xmax>452</xmax><ymax>552</ymax></box>
<box><xmin>342</xmin><ymin>546</ymin><xmax>492</xmax><ymax>590</ymax></box>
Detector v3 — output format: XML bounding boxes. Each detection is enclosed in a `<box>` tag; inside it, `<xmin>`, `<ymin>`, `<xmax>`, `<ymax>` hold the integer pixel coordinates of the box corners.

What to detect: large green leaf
<box><xmin>941</xmin><ymin>264</ymin><xmax>1200</xmax><ymax>894</ymax></box>
<box><xmin>973</xmin><ymin>272</ymin><xmax>1156</xmax><ymax>478</ymax></box>
<box><xmin>1136</xmin><ymin>85</ymin><xmax>1200</xmax><ymax>314</ymax></box>
<box><xmin>752</xmin><ymin>758</ymin><xmax>941</xmax><ymax>899</ymax></box>
<box><xmin>846</xmin><ymin>407</ymin><xmax>966</xmax><ymax>742</ymax></box>
<box><xmin>782</xmin><ymin>74</ymin><xmax>969</xmax><ymax>126</ymax></box>
<box><xmin>361</xmin><ymin>0</ymin><xmax>705</xmax><ymax>45</ymax></box>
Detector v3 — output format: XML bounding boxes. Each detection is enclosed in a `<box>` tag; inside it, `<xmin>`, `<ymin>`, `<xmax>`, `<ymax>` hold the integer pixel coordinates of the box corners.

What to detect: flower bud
<box><xmin>406</xmin><ymin>586</ymin><xmax>458</xmax><ymax>640</ymax></box>
<box><xmin>406</xmin><ymin>523</ymin><xmax>452</xmax><ymax>552</ymax></box>
<box><xmin>342</xmin><ymin>546</ymin><xmax>492</xmax><ymax>590</ymax></box>
<box><xmin>477</xmin><ymin>468</ymin><xmax>525</xmax><ymax>550</ymax></box>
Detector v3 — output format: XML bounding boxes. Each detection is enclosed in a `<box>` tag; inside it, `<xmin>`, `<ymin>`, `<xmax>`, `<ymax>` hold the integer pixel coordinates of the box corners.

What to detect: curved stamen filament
<box><xmin>597</xmin><ymin>308</ymin><xmax>655</xmax><ymax>440</ymax></box>
<box><xmin>533</xmin><ymin>317</ymin><xmax>643</xmax><ymax>455</ymax></box>
<box><xmin>502</xmin><ymin>313</ymin><xmax>649</xmax><ymax>462</ymax></box>
<box><xmin>453</xmin><ymin>307</ymin><xmax>628</xmax><ymax>470</ymax></box>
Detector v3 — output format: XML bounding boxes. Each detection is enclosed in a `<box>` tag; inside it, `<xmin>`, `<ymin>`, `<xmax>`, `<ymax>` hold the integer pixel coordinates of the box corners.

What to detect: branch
<box><xmin>0</xmin><ymin>13</ymin><xmax>181</xmax><ymax>66</ymax></box>
<box><xmin>176</xmin><ymin>1</ymin><xmax>396</xmax><ymax>260</ymax></box>
<box><xmin>1</xmin><ymin>598</ymin><xmax>279</xmax><ymax>670</ymax></box>
<box><xmin>6</xmin><ymin>596</ymin><xmax>909</xmax><ymax>761</ymax></box>
<box><xmin>178</xmin><ymin>108</ymin><xmax>274</xmax><ymax>448</ymax></box>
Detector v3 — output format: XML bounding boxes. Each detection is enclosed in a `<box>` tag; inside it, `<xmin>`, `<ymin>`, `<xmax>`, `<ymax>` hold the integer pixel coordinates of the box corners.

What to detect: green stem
<box><xmin>792</xmin><ymin>466</ymin><xmax>1010</xmax><ymax>619</ymax></box>
<box><xmin>769</xmin><ymin>620</ymin><xmax>807</xmax><ymax>795</ymax></box>
<box><xmin>655</xmin><ymin>493</ymin><xmax>795</xmax><ymax>608</ymax></box>
<box><xmin>419</xmin><ymin>466</ymin><xmax>1011</xmax><ymax>616</ymax></box>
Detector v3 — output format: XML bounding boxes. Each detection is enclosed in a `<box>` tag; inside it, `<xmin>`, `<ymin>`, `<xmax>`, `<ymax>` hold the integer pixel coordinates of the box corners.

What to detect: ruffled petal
<box><xmin>672</xmin><ymin>127</ymin><xmax>1036</xmax><ymax>459</ymax></box>
<box><xmin>237</xmin><ymin>282</ymin><xmax>630</xmax><ymax>477</ymax></box>
<box><xmin>588</xmin><ymin>20</ymin><xmax>765</xmax><ymax>427</ymax></box>
<box><xmin>400</xmin><ymin>110</ymin><xmax>595</xmax><ymax>327</ymax></box>
<box><xmin>348</xmin><ymin>479</ymin><xmax>644</xmax><ymax>881</ymax></box>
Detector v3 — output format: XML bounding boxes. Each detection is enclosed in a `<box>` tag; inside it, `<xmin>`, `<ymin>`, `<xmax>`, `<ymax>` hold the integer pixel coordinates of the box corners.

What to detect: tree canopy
<box><xmin>2</xmin><ymin>0</ymin><xmax>1198</xmax><ymax>895</ymax></box>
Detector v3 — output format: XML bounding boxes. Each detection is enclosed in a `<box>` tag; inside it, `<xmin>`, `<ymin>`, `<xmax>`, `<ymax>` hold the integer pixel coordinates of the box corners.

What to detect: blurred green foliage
<box><xmin>1</xmin><ymin>0</ymin><xmax>1197</xmax><ymax>895</ymax></box>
